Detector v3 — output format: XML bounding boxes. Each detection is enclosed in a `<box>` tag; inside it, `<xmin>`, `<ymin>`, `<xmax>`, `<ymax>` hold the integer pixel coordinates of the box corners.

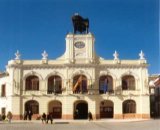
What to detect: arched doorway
<box><xmin>74</xmin><ymin>100</ymin><xmax>88</xmax><ymax>119</ymax></box>
<box><xmin>48</xmin><ymin>100</ymin><xmax>62</xmax><ymax>119</ymax></box>
<box><xmin>100</xmin><ymin>100</ymin><xmax>114</xmax><ymax>118</ymax></box>
<box><xmin>25</xmin><ymin>100</ymin><xmax>39</xmax><ymax>114</ymax></box>
<box><xmin>123</xmin><ymin>99</ymin><xmax>136</xmax><ymax>114</ymax></box>
<box><xmin>123</xmin><ymin>99</ymin><xmax>136</xmax><ymax>118</ymax></box>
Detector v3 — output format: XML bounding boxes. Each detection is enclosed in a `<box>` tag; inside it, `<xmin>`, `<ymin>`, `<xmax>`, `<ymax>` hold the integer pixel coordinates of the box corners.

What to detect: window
<box><xmin>1</xmin><ymin>84</ymin><xmax>6</xmax><ymax>97</ymax></box>
<box><xmin>122</xmin><ymin>75</ymin><xmax>135</xmax><ymax>90</ymax></box>
<box><xmin>25</xmin><ymin>76</ymin><xmax>39</xmax><ymax>91</ymax></box>
<box><xmin>123</xmin><ymin>100</ymin><xmax>136</xmax><ymax>113</ymax></box>
<box><xmin>48</xmin><ymin>76</ymin><xmax>62</xmax><ymax>94</ymax></box>
<box><xmin>73</xmin><ymin>75</ymin><xmax>87</xmax><ymax>94</ymax></box>
<box><xmin>99</xmin><ymin>76</ymin><xmax>113</xmax><ymax>94</ymax></box>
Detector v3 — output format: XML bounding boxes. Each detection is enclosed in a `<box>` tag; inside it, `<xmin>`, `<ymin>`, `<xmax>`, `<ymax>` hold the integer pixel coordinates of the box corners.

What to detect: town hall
<box><xmin>0</xmin><ymin>14</ymin><xmax>150</xmax><ymax>120</ymax></box>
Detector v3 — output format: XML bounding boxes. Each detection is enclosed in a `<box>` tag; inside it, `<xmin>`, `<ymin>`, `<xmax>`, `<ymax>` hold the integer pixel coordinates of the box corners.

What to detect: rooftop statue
<box><xmin>72</xmin><ymin>13</ymin><xmax>89</xmax><ymax>34</ymax></box>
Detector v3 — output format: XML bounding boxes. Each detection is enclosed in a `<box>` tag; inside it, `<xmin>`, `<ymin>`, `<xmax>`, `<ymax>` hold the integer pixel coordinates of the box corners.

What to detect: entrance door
<box><xmin>48</xmin><ymin>100</ymin><xmax>62</xmax><ymax>119</ymax></box>
<box><xmin>74</xmin><ymin>102</ymin><xmax>88</xmax><ymax>119</ymax></box>
<box><xmin>100</xmin><ymin>106</ymin><xmax>113</xmax><ymax>118</ymax></box>
<box><xmin>52</xmin><ymin>107</ymin><xmax>62</xmax><ymax>119</ymax></box>
<box><xmin>100</xmin><ymin>100</ymin><xmax>114</xmax><ymax>118</ymax></box>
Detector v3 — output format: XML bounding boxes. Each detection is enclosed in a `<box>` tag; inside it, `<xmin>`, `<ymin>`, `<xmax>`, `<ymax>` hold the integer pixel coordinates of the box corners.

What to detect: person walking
<box><xmin>41</xmin><ymin>113</ymin><xmax>46</xmax><ymax>124</ymax></box>
<box><xmin>2</xmin><ymin>112</ymin><xmax>6</xmax><ymax>121</ymax></box>
<box><xmin>88</xmin><ymin>111</ymin><xmax>93</xmax><ymax>121</ymax></box>
<box><xmin>50</xmin><ymin>113</ymin><xmax>53</xmax><ymax>124</ymax></box>
<box><xmin>46</xmin><ymin>113</ymin><xmax>53</xmax><ymax>124</ymax></box>
<box><xmin>7</xmin><ymin>111</ymin><xmax>13</xmax><ymax>123</ymax></box>
<box><xmin>28</xmin><ymin>110</ymin><xmax>33</xmax><ymax>121</ymax></box>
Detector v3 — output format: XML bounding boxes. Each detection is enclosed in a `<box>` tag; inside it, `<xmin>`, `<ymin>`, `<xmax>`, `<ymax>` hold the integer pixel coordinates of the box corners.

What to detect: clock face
<box><xmin>74</xmin><ymin>41</ymin><xmax>85</xmax><ymax>49</ymax></box>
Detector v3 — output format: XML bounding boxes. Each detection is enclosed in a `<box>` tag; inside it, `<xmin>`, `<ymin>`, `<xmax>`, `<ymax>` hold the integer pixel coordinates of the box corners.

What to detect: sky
<box><xmin>0</xmin><ymin>0</ymin><xmax>159</xmax><ymax>74</ymax></box>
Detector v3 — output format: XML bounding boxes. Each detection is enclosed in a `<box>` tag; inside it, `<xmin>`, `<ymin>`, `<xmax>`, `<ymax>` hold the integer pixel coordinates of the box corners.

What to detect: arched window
<box><xmin>25</xmin><ymin>100</ymin><xmax>39</xmax><ymax>114</ymax></box>
<box><xmin>73</xmin><ymin>75</ymin><xmax>87</xmax><ymax>94</ymax></box>
<box><xmin>123</xmin><ymin>100</ymin><xmax>136</xmax><ymax>114</ymax></box>
<box><xmin>48</xmin><ymin>75</ymin><xmax>62</xmax><ymax>94</ymax></box>
<box><xmin>99</xmin><ymin>75</ymin><xmax>113</xmax><ymax>94</ymax></box>
<box><xmin>25</xmin><ymin>76</ymin><xmax>39</xmax><ymax>90</ymax></box>
<box><xmin>122</xmin><ymin>75</ymin><xmax>135</xmax><ymax>90</ymax></box>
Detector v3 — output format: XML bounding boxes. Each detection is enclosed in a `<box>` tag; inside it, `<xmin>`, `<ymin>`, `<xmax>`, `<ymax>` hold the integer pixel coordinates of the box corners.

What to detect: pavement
<box><xmin>0</xmin><ymin>119</ymin><xmax>159</xmax><ymax>130</ymax></box>
<box><xmin>0</xmin><ymin>118</ymin><xmax>151</xmax><ymax>124</ymax></box>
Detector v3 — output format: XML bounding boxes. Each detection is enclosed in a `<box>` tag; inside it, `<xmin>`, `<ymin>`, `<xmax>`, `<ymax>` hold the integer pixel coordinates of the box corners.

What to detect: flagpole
<box><xmin>54</xmin><ymin>77</ymin><xmax>55</xmax><ymax>94</ymax></box>
<box><xmin>80</xmin><ymin>75</ymin><xmax>82</xmax><ymax>94</ymax></box>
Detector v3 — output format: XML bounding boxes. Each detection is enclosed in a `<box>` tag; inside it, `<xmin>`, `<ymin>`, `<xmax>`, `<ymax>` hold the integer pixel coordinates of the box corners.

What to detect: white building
<box><xmin>0</xmin><ymin>32</ymin><xmax>150</xmax><ymax>120</ymax></box>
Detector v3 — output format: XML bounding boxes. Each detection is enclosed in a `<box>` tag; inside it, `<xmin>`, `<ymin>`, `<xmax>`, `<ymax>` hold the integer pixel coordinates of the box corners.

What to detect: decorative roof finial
<box><xmin>113</xmin><ymin>50</ymin><xmax>119</xmax><ymax>60</ymax></box>
<box><xmin>139</xmin><ymin>50</ymin><xmax>145</xmax><ymax>60</ymax></box>
<box><xmin>42</xmin><ymin>50</ymin><xmax>48</xmax><ymax>60</ymax></box>
<box><xmin>15</xmin><ymin>50</ymin><xmax>21</xmax><ymax>60</ymax></box>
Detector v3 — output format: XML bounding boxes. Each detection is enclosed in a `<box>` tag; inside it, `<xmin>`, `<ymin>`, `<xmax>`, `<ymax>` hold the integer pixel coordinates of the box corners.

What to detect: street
<box><xmin>0</xmin><ymin>119</ymin><xmax>160</xmax><ymax>130</ymax></box>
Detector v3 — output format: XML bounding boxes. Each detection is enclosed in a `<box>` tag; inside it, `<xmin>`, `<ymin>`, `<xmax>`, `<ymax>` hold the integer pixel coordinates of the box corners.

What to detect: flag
<box><xmin>73</xmin><ymin>75</ymin><xmax>83</xmax><ymax>92</ymax></box>
<box><xmin>99</xmin><ymin>83</ymin><xmax>104</xmax><ymax>91</ymax></box>
<box><xmin>154</xmin><ymin>77</ymin><xmax>160</xmax><ymax>86</ymax></box>
<box><xmin>103</xmin><ymin>78</ymin><xmax>108</xmax><ymax>93</ymax></box>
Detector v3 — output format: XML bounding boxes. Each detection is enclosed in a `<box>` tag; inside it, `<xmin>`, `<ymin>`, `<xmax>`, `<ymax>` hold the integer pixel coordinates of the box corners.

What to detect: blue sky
<box><xmin>0</xmin><ymin>0</ymin><xmax>159</xmax><ymax>74</ymax></box>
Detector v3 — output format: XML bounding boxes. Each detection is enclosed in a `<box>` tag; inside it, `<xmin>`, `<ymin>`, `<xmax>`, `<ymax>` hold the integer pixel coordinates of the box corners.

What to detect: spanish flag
<box><xmin>73</xmin><ymin>75</ymin><xmax>83</xmax><ymax>92</ymax></box>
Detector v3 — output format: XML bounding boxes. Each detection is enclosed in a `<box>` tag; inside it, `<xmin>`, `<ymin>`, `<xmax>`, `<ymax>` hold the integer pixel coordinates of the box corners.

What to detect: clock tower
<box><xmin>64</xmin><ymin>14</ymin><xmax>95</xmax><ymax>64</ymax></box>
<box><xmin>65</xmin><ymin>33</ymin><xmax>95</xmax><ymax>64</ymax></box>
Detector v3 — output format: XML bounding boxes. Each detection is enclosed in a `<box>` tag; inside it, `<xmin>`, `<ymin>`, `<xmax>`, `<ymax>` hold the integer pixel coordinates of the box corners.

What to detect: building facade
<box><xmin>149</xmin><ymin>74</ymin><xmax>160</xmax><ymax>118</ymax></box>
<box><xmin>0</xmin><ymin>33</ymin><xmax>150</xmax><ymax>120</ymax></box>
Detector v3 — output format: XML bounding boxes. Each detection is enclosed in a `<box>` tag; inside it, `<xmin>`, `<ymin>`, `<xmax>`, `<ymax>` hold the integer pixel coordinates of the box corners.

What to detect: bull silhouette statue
<box><xmin>72</xmin><ymin>13</ymin><xmax>89</xmax><ymax>34</ymax></box>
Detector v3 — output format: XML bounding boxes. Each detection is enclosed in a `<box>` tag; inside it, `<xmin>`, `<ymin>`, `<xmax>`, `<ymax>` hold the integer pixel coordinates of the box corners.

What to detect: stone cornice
<box><xmin>98</xmin><ymin>64</ymin><xmax>148</xmax><ymax>68</ymax></box>
<box><xmin>7</xmin><ymin>64</ymin><xmax>66</xmax><ymax>69</ymax></box>
<box><xmin>7</xmin><ymin>58</ymin><xmax>148</xmax><ymax>70</ymax></box>
<box><xmin>7</xmin><ymin>63</ymin><xmax>148</xmax><ymax>71</ymax></box>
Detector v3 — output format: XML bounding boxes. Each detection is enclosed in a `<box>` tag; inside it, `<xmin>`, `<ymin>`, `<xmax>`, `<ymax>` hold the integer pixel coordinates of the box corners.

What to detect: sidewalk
<box><xmin>0</xmin><ymin>118</ymin><xmax>151</xmax><ymax>124</ymax></box>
